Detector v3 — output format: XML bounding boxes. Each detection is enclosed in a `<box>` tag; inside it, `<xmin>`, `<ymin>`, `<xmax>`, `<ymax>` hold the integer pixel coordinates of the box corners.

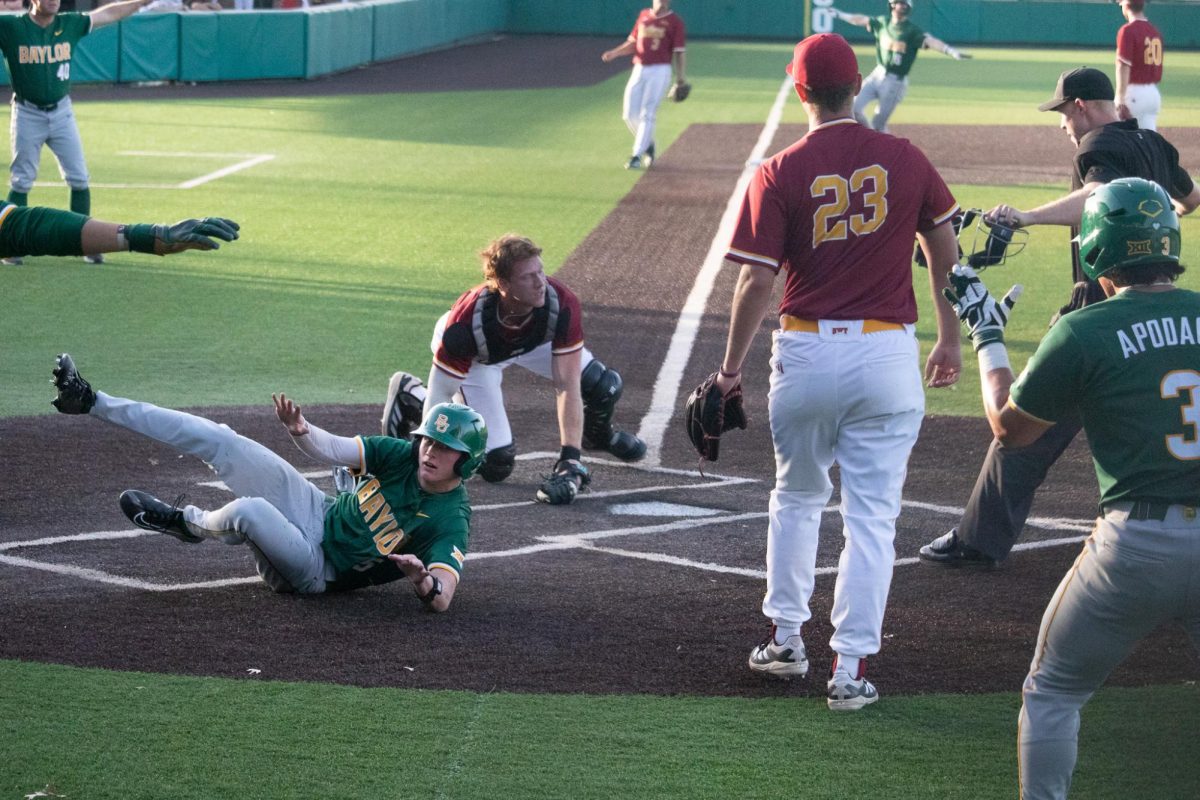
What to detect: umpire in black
<box><xmin>920</xmin><ymin>66</ymin><xmax>1200</xmax><ymax>567</ymax></box>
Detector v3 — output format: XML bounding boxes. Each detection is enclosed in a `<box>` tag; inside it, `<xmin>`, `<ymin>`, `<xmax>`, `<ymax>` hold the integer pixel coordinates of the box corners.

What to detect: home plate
<box><xmin>608</xmin><ymin>502</ymin><xmax>726</xmax><ymax>518</ymax></box>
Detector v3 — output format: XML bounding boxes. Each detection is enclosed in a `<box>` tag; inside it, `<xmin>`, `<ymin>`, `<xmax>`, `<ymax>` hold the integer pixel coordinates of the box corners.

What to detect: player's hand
<box><xmin>273</xmin><ymin>393</ymin><xmax>310</xmax><ymax>436</ymax></box>
<box><xmin>1117</xmin><ymin>103</ymin><xmax>1132</xmax><ymax>121</ymax></box>
<box><xmin>924</xmin><ymin>341</ymin><xmax>962</xmax><ymax>388</ymax></box>
<box><xmin>984</xmin><ymin>204</ymin><xmax>1029</xmax><ymax>230</ymax></box>
<box><xmin>154</xmin><ymin>217</ymin><xmax>241</xmax><ymax>254</ymax></box>
<box><xmin>942</xmin><ymin>265</ymin><xmax>1023</xmax><ymax>352</ymax></box>
<box><xmin>388</xmin><ymin>553</ymin><xmax>429</xmax><ymax>583</ymax></box>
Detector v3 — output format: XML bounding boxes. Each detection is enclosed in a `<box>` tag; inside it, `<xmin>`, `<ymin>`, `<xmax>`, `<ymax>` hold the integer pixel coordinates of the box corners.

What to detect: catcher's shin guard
<box><xmin>477</xmin><ymin>443</ymin><xmax>516</xmax><ymax>483</ymax></box>
<box><xmin>382</xmin><ymin>371</ymin><xmax>427</xmax><ymax>439</ymax></box>
<box><xmin>580</xmin><ymin>359</ymin><xmax>646</xmax><ymax>462</ymax></box>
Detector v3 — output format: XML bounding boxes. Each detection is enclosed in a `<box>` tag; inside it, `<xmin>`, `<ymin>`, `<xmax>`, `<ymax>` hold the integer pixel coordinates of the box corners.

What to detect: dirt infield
<box><xmin>3</xmin><ymin>37</ymin><xmax>1199</xmax><ymax>698</ymax></box>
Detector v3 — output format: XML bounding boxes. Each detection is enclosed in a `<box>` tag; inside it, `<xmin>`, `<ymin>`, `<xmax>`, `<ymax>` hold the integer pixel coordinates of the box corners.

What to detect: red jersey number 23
<box><xmin>810</xmin><ymin>165</ymin><xmax>889</xmax><ymax>247</ymax></box>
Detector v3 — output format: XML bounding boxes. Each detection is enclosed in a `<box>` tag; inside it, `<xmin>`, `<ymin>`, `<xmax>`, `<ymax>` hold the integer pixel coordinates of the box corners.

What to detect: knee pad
<box><xmin>477</xmin><ymin>443</ymin><xmax>516</xmax><ymax>483</ymax></box>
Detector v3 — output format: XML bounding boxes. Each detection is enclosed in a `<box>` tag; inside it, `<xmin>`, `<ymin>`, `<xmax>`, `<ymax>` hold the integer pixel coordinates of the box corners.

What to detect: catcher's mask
<box><xmin>414</xmin><ymin>402</ymin><xmax>488</xmax><ymax>479</ymax></box>
<box><xmin>913</xmin><ymin>208</ymin><xmax>1027</xmax><ymax>271</ymax></box>
<box><xmin>1077</xmin><ymin>177</ymin><xmax>1180</xmax><ymax>281</ymax></box>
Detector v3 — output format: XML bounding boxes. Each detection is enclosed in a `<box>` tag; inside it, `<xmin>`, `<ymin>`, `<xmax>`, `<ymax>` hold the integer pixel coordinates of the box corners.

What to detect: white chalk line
<box><xmin>636</xmin><ymin>76</ymin><xmax>794</xmax><ymax>467</ymax></box>
<box><xmin>33</xmin><ymin>152</ymin><xmax>275</xmax><ymax>190</ymax></box>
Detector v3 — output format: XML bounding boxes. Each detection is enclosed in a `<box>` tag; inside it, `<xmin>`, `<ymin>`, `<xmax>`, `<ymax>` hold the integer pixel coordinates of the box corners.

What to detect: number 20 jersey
<box><xmin>727</xmin><ymin>118</ymin><xmax>957</xmax><ymax>324</ymax></box>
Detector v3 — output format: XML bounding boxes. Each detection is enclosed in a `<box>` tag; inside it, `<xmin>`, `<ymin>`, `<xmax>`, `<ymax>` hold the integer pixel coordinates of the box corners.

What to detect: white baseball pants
<box><xmin>622</xmin><ymin>63</ymin><xmax>672</xmax><ymax>158</ymax></box>
<box><xmin>1124</xmin><ymin>82</ymin><xmax>1161</xmax><ymax>131</ymax></box>
<box><xmin>9</xmin><ymin>96</ymin><xmax>89</xmax><ymax>193</ymax></box>
<box><xmin>430</xmin><ymin>312</ymin><xmax>596</xmax><ymax>453</ymax></box>
<box><xmin>761</xmin><ymin>324</ymin><xmax>924</xmax><ymax>660</ymax></box>
<box><xmin>92</xmin><ymin>392</ymin><xmax>334</xmax><ymax>593</ymax></box>
<box><xmin>853</xmin><ymin>65</ymin><xmax>908</xmax><ymax>133</ymax></box>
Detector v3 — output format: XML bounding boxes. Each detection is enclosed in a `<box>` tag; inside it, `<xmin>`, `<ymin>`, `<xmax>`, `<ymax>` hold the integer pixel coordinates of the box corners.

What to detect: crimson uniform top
<box><xmin>433</xmin><ymin>276</ymin><xmax>585</xmax><ymax>378</ymax></box>
<box><xmin>628</xmin><ymin>8</ymin><xmax>685</xmax><ymax>67</ymax></box>
<box><xmin>1117</xmin><ymin>18</ymin><xmax>1163</xmax><ymax>85</ymax></box>
<box><xmin>727</xmin><ymin>118</ymin><xmax>958</xmax><ymax>323</ymax></box>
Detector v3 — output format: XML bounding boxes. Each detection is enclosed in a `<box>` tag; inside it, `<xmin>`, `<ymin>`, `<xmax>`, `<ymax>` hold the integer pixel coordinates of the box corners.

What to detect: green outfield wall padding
<box><xmin>179</xmin><ymin>13</ymin><xmax>221</xmax><ymax>83</ymax></box>
<box><xmin>71</xmin><ymin>23</ymin><xmax>118</xmax><ymax>83</ymax></box>
<box><xmin>306</xmin><ymin>2</ymin><xmax>374</xmax><ymax>79</ymax></box>
<box><xmin>214</xmin><ymin>12</ymin><xmax>308</xmax><ymax>80</ymax></box>
<box><xmin>118</xmin><ymin>13</ymin><xmax>182</xmax><ymax>82</ymax></box>
<box><xmin>370</xmin><ymin>0</ymin><xmax>507</xmax><ymax>63</ymax></box>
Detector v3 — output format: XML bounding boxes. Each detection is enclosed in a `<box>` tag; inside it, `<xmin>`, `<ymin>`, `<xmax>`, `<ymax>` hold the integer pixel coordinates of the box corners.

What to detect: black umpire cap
<box><xmin>1038</xmin><ymin>67</ymin><xmax>1115</xmax><ymax>112</ymax></box>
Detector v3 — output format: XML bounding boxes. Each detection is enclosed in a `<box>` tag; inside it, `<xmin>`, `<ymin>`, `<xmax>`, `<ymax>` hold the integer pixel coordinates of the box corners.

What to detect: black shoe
<box><xmin>918</xmin><ymin>529</ymin><xmax>996</xmax><ymax>568</ymax></box>
<box><xmin>606</xmin><ymin>430</ymin><xmax>646</xmax><ymax>462</ymax></box>
<box><xmin>625</xmin><ymin>155</ymin><xmax>642</xmax><ymax>170</ymax></box>
<box><xmin>51</xmin><ymin>353</ymin><xmax>96</xmax><ymax>414</ymax></box>
<box><xmin>643</xmin><ymin>142</ymin><xmax>655</xmax><ymax>168</ymax></box>
<box><xmin>119</xmin><ymin>490</ymin><xmax>202</xmax><ymax>543</ymax></box>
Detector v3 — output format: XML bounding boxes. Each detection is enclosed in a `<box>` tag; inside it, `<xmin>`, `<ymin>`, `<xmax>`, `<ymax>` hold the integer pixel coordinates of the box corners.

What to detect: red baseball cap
<box><xmin>786</xmin><ymin>34</ymin><xmax>859</xmax><ymax>89</ymax></box>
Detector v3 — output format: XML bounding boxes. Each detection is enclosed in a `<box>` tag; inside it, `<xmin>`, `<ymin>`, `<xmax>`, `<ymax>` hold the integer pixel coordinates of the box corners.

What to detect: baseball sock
<box><xmin>6</xmin><ymin>189</ymin><xmax>27</xmax><ymax>206</ymax></box>
<box><xmin>833</xmin><ymin>655</ymin><xmax>862</xmax><ymax>678</ymax></box>
<box><xmin>70</xmin><ymin>188</ymin><xmax>91</xmax><ymax>217</ymax></box>
<box><xmin>774</xmin><ymin>624</ymin><xmax>802</xmax><ymax>643</ymax></box>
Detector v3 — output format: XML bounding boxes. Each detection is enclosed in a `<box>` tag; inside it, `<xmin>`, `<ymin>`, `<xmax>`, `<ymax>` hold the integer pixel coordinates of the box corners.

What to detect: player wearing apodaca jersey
<box><xmin>1114</xmin><ymin>0</ymin><xmax>1164</xmax><ymax>131</ymax></box>
<box><xmin>940</xmin><ymin>178</ymin><xmax>1200</xmax><ymax>799</ymax></box>
<box><xmin>0</xmin><ymin>0</ymin><xmax>153</xmax><ymax>265</ymax></box>
<box><xmin>713</xmin><ymin>33</ymin><xmax>962</xmax><ymax>711</ymax></box>
<box><xmin>408</xmin><ymin>233</ymin><xmax>645</xmax><ymax>505</ymax></box>
<box><xmin>601</xmin><ymin>0</ymin><xmax>687</xmax><ymax>170</ymax></box>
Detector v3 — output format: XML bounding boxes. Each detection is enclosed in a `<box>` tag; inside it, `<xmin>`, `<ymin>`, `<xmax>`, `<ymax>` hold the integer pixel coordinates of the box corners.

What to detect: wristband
<box><xmin>126</xmin><ymin>223</ymin><xmax>158</xmax><ymax>254</ymax></box>
<box><xmin>719</xmin><ymin>368</ymin><xmax>741</xmax><ymax>379</ymax></box>
<box><xmin>559</xmin><ymin>445</ymin><xmax>582</xmax><ymax>463</ymax></box>
<box><xmin>977</xmin><ymin>342</ymin><xmax>1011</xmax><ymax>373</ymax></box>
<box><xmin>416</xmin><ymin>574</ymin><xmax>443</xmax><ymax>607</ymax></box>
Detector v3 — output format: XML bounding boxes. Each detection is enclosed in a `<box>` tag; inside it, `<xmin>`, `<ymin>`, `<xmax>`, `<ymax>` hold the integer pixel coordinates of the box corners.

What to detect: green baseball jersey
<box><xmin>0</xmin><ymin>201</ymin><xmax>87</xmax><ymax>258</ymax></box>
<box><xmin>0</xmin><ymin>12</ymin><xmax>92</xmax><ymax>106</ymax></box>
<box><xmin>321</xmin><ymin>436</ymin><xmax>471</xmax><ymax>591</ymax></box>
<box><xmin>868</xmin><ymin>15</ymin><xmax>926</xmax><ymax>77</ymax></box>
<box><xmin>1010</xmin><ymin>288</ymin><xmax>1200</xmax><ymax>508</ymax></box>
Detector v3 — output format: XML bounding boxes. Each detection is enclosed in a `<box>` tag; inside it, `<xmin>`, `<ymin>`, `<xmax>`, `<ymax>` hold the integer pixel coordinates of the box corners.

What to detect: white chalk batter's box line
<box><xmin>0</xmin><ymin>455</ymin><xmax>1096</xmax><ymax>592</ymax></box>
<box><xmin>33</xmin><ymin>151</ymin><xmax>276</xmax><ymax>190</ymax></box>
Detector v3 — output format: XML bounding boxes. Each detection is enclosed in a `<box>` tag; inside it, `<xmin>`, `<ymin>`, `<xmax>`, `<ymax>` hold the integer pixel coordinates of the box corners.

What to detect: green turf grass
<box><xmin>2</xmin><ymin>660</ymin><xmax>1198</xmax><ymax>800</ymax></box>
<box><xmin>3</xmin><ymin>41</ymin><xmax>1200</xmax><ymax>800</ymax></box>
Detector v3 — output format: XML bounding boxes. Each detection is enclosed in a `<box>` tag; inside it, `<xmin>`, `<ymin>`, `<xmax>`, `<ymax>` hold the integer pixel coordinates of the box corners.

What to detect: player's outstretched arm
<box><xmin>89</xmin><ymin>0</ymin><xmax>154</xmax><ymax>27</ymax></box>
<box><xmin>831</xmin><ymin>8</ymin><xmax>871</xmax><ymax>29</ymax></box>
<box><xmin>275</xmin><ymin>393</ymin><xmax>364</xmax><ymax>468</ymax></box>
<box><xmin>389</xmin><ymin>555</ymin><xmax>457</xmax><ymax>612</ymax></box>
<box><xmin>925</xmin><ymin>34</ymin><xmax>970</xmax><ymax>59</ymax></box>
<box><xmin>79</xmin><ymin>217</ymin><xmax>239</xmax><ymax>257</ymax></box>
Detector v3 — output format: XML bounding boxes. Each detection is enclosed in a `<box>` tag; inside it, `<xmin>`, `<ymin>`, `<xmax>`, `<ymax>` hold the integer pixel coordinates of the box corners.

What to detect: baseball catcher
<box><xmin>668</xmin><ymin>80</ymin><xmax>692</xmax><ymax>102</ymax></box>
<box><xmin>390</xmin><ymin>233</ymin><xmax>647</xmax><ymax>506</ymax></box>
<box><xmin>684</xmin><ymin>371</ymin><xmax>747</xmax><ymax>462</ymax></box>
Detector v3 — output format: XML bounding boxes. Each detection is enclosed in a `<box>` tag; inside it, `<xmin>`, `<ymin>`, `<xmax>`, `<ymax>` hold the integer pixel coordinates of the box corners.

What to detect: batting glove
<box><xmin>156</xmin><ymin>217</ymin><xmax>241</xmax><ymax>253</ymax></box>
<box><xmin>942</xmin><ymin>265</ymin><xmax>1023</xmax><ymax>351</ymax></box>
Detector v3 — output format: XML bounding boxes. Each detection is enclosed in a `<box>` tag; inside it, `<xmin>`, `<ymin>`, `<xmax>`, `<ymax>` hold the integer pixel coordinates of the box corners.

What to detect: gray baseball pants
<box><xmin>9</xmin><ymin>96</ymin><xmax>89</xmax><ymax>193</ymax></box>
<box><xmin>1018</xmin><ymin>502</ymin><xmax>1200</xmax><ymax>798</ymax></box>
<box><xmin>92</xmin><ymin>391</ymin><xmax>335</xmax><ymax>593</ymax></box>
<box><xmin>852</xmin><ymin>65</ymin><xmax>907</xmax><ymax>133</ymax></box>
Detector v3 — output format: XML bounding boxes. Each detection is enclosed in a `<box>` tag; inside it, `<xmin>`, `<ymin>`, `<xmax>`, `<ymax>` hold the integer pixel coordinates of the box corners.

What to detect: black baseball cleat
<box><xmin>606</xmin><ymin>430</ymin><xmax>647</xmax><ymax>462</ymax></box>
<box><xmin>119</xmin><ymin>490</ymin><xmax>203</xmax><ymax>543</ymax></box>
<box><xmin>643</xmin><ymin>142</ymin><xmax>656</xmax><ymax>168</ymax></box>
<box><xmin>918</xmin><ymin>529</ymin><xmax>997</xmax><ymax>569</ymax></box>
<box><xmin>51</xmin><ymin>353</ymin><xmax>96</xmax><ymax>414</ymax></box>
<box><xmin>625</xmin><ymin>155</ymin><xmax>642</xmax><ymax>170</ymax></box>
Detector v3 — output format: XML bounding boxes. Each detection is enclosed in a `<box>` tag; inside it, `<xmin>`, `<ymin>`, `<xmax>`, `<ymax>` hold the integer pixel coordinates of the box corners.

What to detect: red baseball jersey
<box><xmin>727</xmin><ymin>119</ymin><xmax>957</xmax><ymax>324</ymax></box>
<box><xmin>433</xmin><ymin>277</ymin><xmax>584</xmax><ymax>378</ymax></box>
<box><xmin>628</xmin><ymin>8</ymin><xmax>685</xmax><ymax>67</ymax></box>
<box><xmin>1117</xmin><ymin>19</ymin><xmax>1163</xmax><ymax>84</ymax></box>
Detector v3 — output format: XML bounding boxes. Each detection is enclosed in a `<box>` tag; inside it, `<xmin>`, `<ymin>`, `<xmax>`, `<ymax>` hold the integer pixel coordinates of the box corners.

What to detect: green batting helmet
<box><xmin>414</xmin><ymin>402</ymin><xmax>488</xmax><ymax>479</ymax></box>
<box><xmin>1077</xmin><ymin>177</ymin><xmax>1181</xmax><ymax>281</ymax></box>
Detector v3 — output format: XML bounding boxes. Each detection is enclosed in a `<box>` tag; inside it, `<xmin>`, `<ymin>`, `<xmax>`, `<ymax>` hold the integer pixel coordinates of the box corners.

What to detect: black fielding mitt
<box><xmin>668</xmin><ymin>81</ymin><xmax>691</xmax><ymax>103</ymax></box>
<box><xmin>536</xmin><ymin>459</ymin><xmax>591</xmax><ymax>505</ymax></box>
<box><xmin>684</xmin><ymin>373</ymin><xmax>747</xmax><ymax>462</ymax></box>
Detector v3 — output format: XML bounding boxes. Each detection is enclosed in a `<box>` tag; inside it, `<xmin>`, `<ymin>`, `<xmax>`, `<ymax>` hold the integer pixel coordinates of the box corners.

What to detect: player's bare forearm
<box><xmin>89</xmin><ymin>0</ymin><xmax>152</xmax><ymax>27</ymax></box>
<box><xmin>831</xmin><ymin>8</ymin><xmax>870</xmax><ymax>28</ymax></box>
<box><xmin>552</xmin><ymin>349</ymin><xmax>584</xmax><ymax>449</ymax></box>
<box><xmin>919</xmin><ymin>223</ymin><xmax>963</xmax><ymax>387</ymax></box>
<box><xmin>1175</xmin><ymin>186</ymin><xmax>1200</xmax><ymax>217</ymax></box>
<box><xmin>673</xmin><ymin>51</ymin><xmax>687</xmax><ymax>83</ymax></box>
<box><xmin>601</xmin><ymin>39</ymin><xmax>636</xmax><ymax>62</ymax></box>
<box><xmin>718</xmin><ymin>261</ymin><xmax>774</xmax><ymax>392</ymax></box>
<box><xmin>1115</xmin><ymin>61</ymin><xmax>1131</xmax><ymax>115</ymax></box>
<box><xmin>989</xmin><ymin>183</ymin><xmax>1101</xmax><ymax>229</ymax></box>
<box><xmin>981</xmin><ymin>367</ymin><xmax>1017</xmax><ymax>436</ymax></box>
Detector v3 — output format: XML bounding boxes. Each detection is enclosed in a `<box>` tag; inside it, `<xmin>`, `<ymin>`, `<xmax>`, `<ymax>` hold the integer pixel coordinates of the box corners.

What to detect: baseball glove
<box><xmin>1049</xmin><ymin>280</ymin><xmax>1107</xmax><ymax>328</ymax></box>
<box><xmin>668</xmin><ymin>81</ymin><xmax>691</xmax><ymax>103</ymax></box>
<box><xmin>536</xmin><ymin>458</ymin><xmax>591</xmax><ymax>505</ymax></box>
<box><xmin>381</xmin><ymin>370</ymin><xmax>427</xmax><ymax>438</ymax></box>
<box><xmin>684</xmin><ymin>373</ymin><xmax>748</xmax><ymax>462</ymax></box>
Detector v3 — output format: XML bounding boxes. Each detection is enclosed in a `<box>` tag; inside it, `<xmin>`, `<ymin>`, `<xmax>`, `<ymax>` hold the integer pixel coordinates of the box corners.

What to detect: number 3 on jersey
<box><xmin>1162</xmin><ymin>370</ymin><xmax>1200</xmax><ymax>460</ymax></box>
<box><xmin>810</xmin><ymin>165</ymin><xmax>888</xmax><ymax>247</ymax></box>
